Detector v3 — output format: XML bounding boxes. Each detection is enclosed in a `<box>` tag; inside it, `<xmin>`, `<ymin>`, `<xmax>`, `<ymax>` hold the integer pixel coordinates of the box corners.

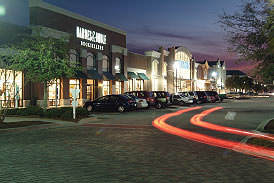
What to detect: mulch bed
<box><xmin>0</xmin><ymin>121</ymin><xmax>52</xmax><ymax>129</ymax></box>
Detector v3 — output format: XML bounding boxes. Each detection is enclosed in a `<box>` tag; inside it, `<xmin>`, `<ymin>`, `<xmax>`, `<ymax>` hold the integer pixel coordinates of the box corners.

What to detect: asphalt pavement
<box><xmin>1</xmin><ymin>97</ymin><xmax>274</xmax><ymax>182</ymax></box>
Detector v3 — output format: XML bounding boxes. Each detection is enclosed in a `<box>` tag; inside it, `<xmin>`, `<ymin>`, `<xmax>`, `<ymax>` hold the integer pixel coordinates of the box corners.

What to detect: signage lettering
<box><xmin>76</xmin><ymin>26</ymin><xmax>106</xmax><ymax>50</ymax></box>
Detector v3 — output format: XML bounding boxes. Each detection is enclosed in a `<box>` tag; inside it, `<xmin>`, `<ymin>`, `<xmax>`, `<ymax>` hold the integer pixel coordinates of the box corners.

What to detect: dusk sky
<box><xmin>0</xmin><ymin>0</ymin><xmax>255</xmax><ymax>73</ymax></box>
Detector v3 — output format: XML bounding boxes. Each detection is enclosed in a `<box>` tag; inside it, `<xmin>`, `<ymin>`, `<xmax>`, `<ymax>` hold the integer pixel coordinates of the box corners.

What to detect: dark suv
<box><xmin>195</xmin><ymin>91</ymin><xmax>208</xmax><ymax>103</ymax></box>
<box><xmin>124</xmin><ymin>91</ymin><xmax>155</xmax><ymax>107</ymax></box>
<box><xmin>151</xmin><ymin>91</ymin><xmax>171</xmax><ymax>109</ymax></box>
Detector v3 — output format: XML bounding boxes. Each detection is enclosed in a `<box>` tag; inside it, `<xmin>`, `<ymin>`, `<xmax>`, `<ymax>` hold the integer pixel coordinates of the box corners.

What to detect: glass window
<box><xmin>48</xmin><ymin>79</ymin><xmax>60</xmax><ymax>106</ymax></box>
<box><xmin>152</xmin><ymin>78</ymin><xmax>158</xmax><ymax>91</ymax></box>
<box><xmin>87</xmin><ymin>79</ymin><xmax>95</xmax><ymax>101</ymax></box>
<box><xmin>163</xmin><ymin>62</ymin><xmax>167</xmax><ymax>76</ymax></box>
<box><xmin>152</xmin><ymin>60</ymin><xmax>158</xmax><ymax>75</ymax></box>
<box><xmin>102</xmin><ymin>55</ymin><xmax>109</xmax><ymax>72</ymax></box>
<box><xmin>163</xmin><ymin>78</ymin><xmax>167</xmax><ymax>91</ymax></box>
<box><xmin>115</xmin><ymin>58</ymin><xmax>121</xmax><ymax>73</ymax></box>
<box><xmin>116</xmin><ymin>81</ymin><xmax>122</xmax><ymax>94</ymax></box>
<box><xmin>102</xmin><ymin>81</ymin><xmax>110</xmax><ymax>96</ymax></box>
<box><xmin>0</xmin><ymin>69</ymin><xmax>23</xmax><ymax>107</ymax></box>
<box><xmin>127</xmin><ymin>79</ymin><xmax>134</xmax><ymax>92</ymax></box>
<box><xmin>87</xmin><ymin>52</ymin><xmax>95</xmax><ymax>70</ymax></box>
<box><xmin>136</xmin><ymin>80</ymin><xmax>144</xmax><ymax>91</ymax></box>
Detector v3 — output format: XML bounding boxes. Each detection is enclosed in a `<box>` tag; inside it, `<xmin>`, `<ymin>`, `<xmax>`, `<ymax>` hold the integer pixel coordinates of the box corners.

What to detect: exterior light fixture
<box><xmin>115</xmin><ymin>65</ymin><xmax>119</xmax><ymax>70</ymax></box>
<box><xmin>211</xmin><ymin>72</ymin><xmax>217</xmax><ymax>77</ymax></box>
<box><xmin>0</xmin><ymin>6</ymin><xmax>5</xmax><ymax>16</ymax></box>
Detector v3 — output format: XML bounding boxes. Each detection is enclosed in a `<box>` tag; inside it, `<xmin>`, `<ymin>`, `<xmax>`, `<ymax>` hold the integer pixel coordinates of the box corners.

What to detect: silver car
<box><xmin>171</xmin><ymin>93</ymin><xmax>194</xmax><ymax>105</ymax></box>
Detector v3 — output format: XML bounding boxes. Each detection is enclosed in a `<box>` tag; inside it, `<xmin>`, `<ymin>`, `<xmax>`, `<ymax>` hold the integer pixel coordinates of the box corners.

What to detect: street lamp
<box><xmin>173</xmin><ymin>62</ymin><xmax>179</xmax><ymax>93</ymax></box>
<box><xmin>211</xmin><ymin>72</ymin><xmax>217</xmax><ymax>91</ymax></box>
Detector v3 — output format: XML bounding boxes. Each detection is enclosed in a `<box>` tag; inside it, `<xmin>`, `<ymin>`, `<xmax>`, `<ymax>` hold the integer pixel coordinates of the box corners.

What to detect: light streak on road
<box><xmin>190</xmin><ymin>107</ymin><xmax>274</xmax><ymax>141</ymax></box>
<box><xmin>152</xmin><ymin>107</ymin><xmax>274</xmax><ymax>161</ymax></box>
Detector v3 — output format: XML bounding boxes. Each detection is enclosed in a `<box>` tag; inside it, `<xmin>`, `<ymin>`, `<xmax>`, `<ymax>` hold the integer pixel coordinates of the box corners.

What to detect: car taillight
<box><xmin>128</xmin><ymin>100</ymin><xmax>134</xmax><ymax>103</ymax></box>
<box><xmin>139</xmin><ymin>100</ymin><xmax>143</xmax><ymax>102</ymax></box>
<box><xmin>204</xmin><ymin>96</ymin><xmax>207</xmax><ymax>98</ymax></box>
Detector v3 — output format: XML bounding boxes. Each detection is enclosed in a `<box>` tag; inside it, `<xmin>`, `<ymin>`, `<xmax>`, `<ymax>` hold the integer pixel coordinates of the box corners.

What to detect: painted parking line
<box><xmin>152</xmin><ymin>107</ymin><xmax>274</xmax><ymax>161</ymax></box>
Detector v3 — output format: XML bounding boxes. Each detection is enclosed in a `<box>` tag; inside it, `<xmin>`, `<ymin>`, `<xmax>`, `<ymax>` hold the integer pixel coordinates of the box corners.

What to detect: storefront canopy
<box><xmin>137</xmin><ymin>73</ymin><xmax>149</xmax><ymax>80</ymax></box>
<box><xmin>115</xmin><ymin>73</ymin><xmax>128</xmax><ymax>81</ymax></box>
<box><xmin>103</xmin><ymin>71</ymin><xmax>116</xmax><ymax>80</ymax></box>
<box><xmin>74</xmin><ymin>70</ymin><xmax>88</xmax><ymax>79</ymax></box>
<box><xmin>127</xmin><ymin>72</ymin><xmax>139</xmax><ymax>79</ymax></box>
<box><xmin>87</xmin><ymin>70</ymin><xmax>103</xmax><ymax>80</ymax></box>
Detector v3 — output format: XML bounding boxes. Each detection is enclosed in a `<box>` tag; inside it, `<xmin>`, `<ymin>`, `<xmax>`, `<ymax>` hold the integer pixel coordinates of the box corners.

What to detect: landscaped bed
<box><xmin>0</xmin><ymin>121</ymin><xmax>52</xmax><ymax>129</ymax></box>
<box><xmin>246</xmin><ymin>119</ymin><xmax>274</xmax><ymax>149</ymax></box>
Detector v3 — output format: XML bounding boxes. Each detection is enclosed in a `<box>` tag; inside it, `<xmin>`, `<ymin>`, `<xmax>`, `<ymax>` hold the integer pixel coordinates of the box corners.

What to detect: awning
<box><xmin>74</xmin><ymin>70</ymin><xmax>88</xmax><ymax>78</ymax></box>
<box><xmin>103</xmin><ymin>71</ymin><xmax>116</xmax><ymax>80</ymax></box>
<box><xmin>115</xmin><ymin>73</ymin><xmax>128</xmax><ymax>81</ymax></box>
<box><xmin>127</xmin><ymin>72</ymin><xmax>139</xmax><ymax>79</ymax></box>
<box><xmin>137</xmin><ymin>73</ymin><xmax>149</xmax><ymax>80</ymax></box>
<box><xmin>87</xmin><ymin>69</ymin><xmax>103</xmax><ymax>80</ymax></box>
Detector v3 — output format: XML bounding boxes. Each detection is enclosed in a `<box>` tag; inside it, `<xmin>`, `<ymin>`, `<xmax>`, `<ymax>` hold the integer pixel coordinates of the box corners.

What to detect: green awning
<box><xmin>103</xmin><ymin>71</ymin><xmax>116</xmax><ymax>80</ymax></box>
<box><xmin>115</xmin><ymin>73</ymin><xmax>128</xmax><ymax>81</ymax></box>
<box><xmin>127</xmin><ymin>72</ymin><xmax>139</xmax><ymax>79</ymax></box>
<box><xmin>137</xmin><ymin>73</ymin><xmax>149</xmax><ymax>80</ymax></box>
<box><xmin>74</xmin><ymin>70</ymin><xmax>88</xmax><ymax>78</ymax></box>
<box><xmin>87</xmin><ymin>70</ymin><xmax>103</xmax><ymax>80</ymax></box>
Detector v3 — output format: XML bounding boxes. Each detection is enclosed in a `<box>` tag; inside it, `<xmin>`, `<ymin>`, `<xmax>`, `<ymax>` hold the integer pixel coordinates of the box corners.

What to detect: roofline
<box><xmin>29</xmin><ymin>0</ymin><xmax>127</xmax><ymax>36</ymax></box>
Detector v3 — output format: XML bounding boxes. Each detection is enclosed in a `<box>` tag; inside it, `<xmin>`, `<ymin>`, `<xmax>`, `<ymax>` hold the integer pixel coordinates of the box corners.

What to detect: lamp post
<box><xmin>211</xmin><ymin>72</ymin><xmax>217</xmax><ymax>91</ymax></box>
<box><xmin>173</xmin><ymin>62</ymin><xmax>179</xmax><ymax>93</ymax></box>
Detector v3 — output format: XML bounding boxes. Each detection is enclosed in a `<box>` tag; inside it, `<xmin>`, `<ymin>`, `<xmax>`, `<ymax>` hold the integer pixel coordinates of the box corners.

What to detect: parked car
<box><xmin>226</xmin><ymin>92</ymin><xmax>242</xmax><ymax>99</ymax></box>
<box><xmin>152</xmin><ymin>91</ymin><xmax>171</xmax><ymax>109</ymax></box>
<box><xmin>124</xmin><ymin>91</ymin><xmax>155</xmax><ymax>107</ymax></box>
<box><xmin>83</xmin><ymin>94</ymin><xmax>137</xmax><ymax>112</ymax></box>
<box><xmin>195</xmin><ymin>91</ymin><xmax>208</xmax><ymax>103</ymax></box>
<box><xmin>204</xmin><ymin>91</ymin><xmax>218</xmax><ymax>103</ymax></box>
<box><xmin>179</xmin><ymin>91</ymin><xmax>198</xmax><ymax>103</ymax></box>
<box><xmin>171</xmin><ymin>93</ymin><xmax>194</xmax><ymax>105</ymax></box>
<box><xmin>123</xmin><ymin>94</ymin><xmax>148</xmax><ymax>108</ymax></box>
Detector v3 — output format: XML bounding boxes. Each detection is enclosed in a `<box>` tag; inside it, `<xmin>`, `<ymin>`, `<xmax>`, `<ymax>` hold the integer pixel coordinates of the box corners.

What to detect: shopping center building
<box><xmin>0</xmin><ymin>0</ymin><xmax>227</xmax><ymax>108</ymax></box>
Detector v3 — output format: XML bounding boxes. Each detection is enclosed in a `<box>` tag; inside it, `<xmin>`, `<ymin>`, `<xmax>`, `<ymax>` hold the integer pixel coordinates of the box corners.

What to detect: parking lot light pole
<box><xmin>173</xmin><ymin>62</ymin><xmax>179</xmax><ymax>93</ymax></box>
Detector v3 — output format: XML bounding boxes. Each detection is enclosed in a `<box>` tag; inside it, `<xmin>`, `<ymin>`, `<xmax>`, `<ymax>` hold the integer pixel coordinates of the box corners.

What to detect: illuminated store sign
<box><xmin>76</xmin><ymin>26</ymin><xmax>106</xmax><ymax>50</ymax></box>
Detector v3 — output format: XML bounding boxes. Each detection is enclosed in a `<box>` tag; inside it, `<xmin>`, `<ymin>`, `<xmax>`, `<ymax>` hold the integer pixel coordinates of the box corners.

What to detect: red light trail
<box><xmin>152</xmin><ymin>107</ymin><xmax>274</xmax><ymax>161</ymax></box>
<box><xmin>190</xmin><ymin>107</ymin><xmax>274</xmax><ymax>141</ymax></box>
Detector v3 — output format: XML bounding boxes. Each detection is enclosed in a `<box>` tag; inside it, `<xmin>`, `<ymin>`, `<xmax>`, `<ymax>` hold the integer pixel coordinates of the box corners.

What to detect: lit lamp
<box><xmin>0</xmin><ymin>6</ymin><xmax>6</xmax><ymax>16</ymax></box>
<box><xmin>115</xmin><ymin>65</ymin><xmax>119</xmax><ymax>70</ymax></box>
<box><xmin>173</xmin><ymin>62</ymin><xmax>179</xmax><ymax>93</ymax></box>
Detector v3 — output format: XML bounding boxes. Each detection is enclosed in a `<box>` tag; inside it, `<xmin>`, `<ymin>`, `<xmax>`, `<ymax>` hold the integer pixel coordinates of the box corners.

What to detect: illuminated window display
<box><xmin>116</xmin><ymin>81</ymin><xmax>122</xmax><ymax>94</ymax></box>
<box><xmin>0</xmin><ymin>69</ymin><xmax>23</xmax><ymax>107</ymax></box>
<box><xmin>136</xmin><ymin>80</ymin><xmax>144</xmax><ymax>91</ymax></box>
<box><xmin>48</xmin><ymin>79</ymin><xmax>60</xmax><ymax>106</ymax></box>
<box><xmin>102</xmin><ymin>81</ymin><xmax>110</xmax><ymax>96</ymax></box>
<box><xmin>152</xmin><ymin>77</ymin><xmax>158</xmax><ymax>91</ymax></box>
<box><xmin>127</xmin><ymin>79</ymin><xmax>134</xmax><ymax>92</ymax></box>
<box><xmin>87</xmin><ymin>79</ymin><xmax>95</xmax><ymax>101</ymax></box>
<box><xmin>163</xmin><ymin>79</ymin><xmax>167</xmax><ymax>91</ymax></box>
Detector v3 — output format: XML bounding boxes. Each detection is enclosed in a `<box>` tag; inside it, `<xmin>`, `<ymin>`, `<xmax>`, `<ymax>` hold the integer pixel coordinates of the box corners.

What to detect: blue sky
<box><xmin>0</xmin><ymin>0</ymin><xmax>253</xmax><ymax>72</ymax></box>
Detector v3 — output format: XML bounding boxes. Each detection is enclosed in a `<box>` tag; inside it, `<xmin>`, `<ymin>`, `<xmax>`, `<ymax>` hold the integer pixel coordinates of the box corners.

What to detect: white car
<box><xmin>171</xmin><ymin>94</ymin><xmax>194</xmax><ymax>105</ymax></box>
<box><xmin>123</xmin><ymin>94</ymin><xmax>148</xmax><ymax>108</ymax></box>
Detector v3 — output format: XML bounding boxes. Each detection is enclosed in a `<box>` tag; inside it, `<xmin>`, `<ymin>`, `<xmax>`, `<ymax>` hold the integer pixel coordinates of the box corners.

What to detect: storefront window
<box><xmin>102</xmin><ymin>55</ymin><xmax>109</xmax><ymax>72</ymax></box>
<box><xmin>69</xmin><ymin>79</ymin><xmax>80</xmax><ymax>100</ymax></box>
<box><xmin>0</xmin><ymin>69</ymin><xmax>23</xmax><ymax>107</ymax></box>
<box><xmin>116</xmin><ymin>81</ymin><xmax>122</xmax><ymax>94</ymax></box>
<box><xmin>102</xmin><ymin>81</ymin><xmax>110</xmax><ymax>96</ymax></box>
<box><xmin>48</xmin><ymin>79</ymin><xmax>60</xmax><ymax>106</ymax></box>
<box><xmin>87</xmin><ymin>52</ymin><xmax>95</xmax><ymax>70</ymax></box>
<box><xmin>136</xmin><ymin>80</ymin><xmax>143</xmax><ymax>91</ymax></box>
<box><xmin>127</xmin><ymin>79</ymin><xmax>134</xmax><ymax>92</ymax></box>
<box><xmin>87</xmin><ymin>79</ymin><xmax>95</xmax><ymax>101</ymax></box>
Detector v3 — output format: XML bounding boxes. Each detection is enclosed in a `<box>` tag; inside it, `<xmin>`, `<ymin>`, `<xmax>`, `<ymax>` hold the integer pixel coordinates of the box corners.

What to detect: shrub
<box><xmin>76</xmin><ymin>107</ymin><xmax>89</xmax><ymax>118</ymax></box>
<box><xmin>45</xmin><ymin>108</ymin><xmax>62</xmax><ymax>118</ymax></box>
<box><xmin>26</xmin><ymin>106</ymin><xmax>44</xmax><ymax>116</ymax></box>
<box><xmin>15</xmin><ymin>108</ymin><xmax>28</xmax><ymax>116</ymax></box>
<box><xmin>59</xmin><ymin>107</ymin><xmax>73</xmax><ymax>114</ymax></box>
<box><xmin>6</xmin><ymin>108</ymin><xmax>20</xmax><ymax>115</ymax></box>
<box><xmin>60</xmin><ymin>110</ymin><xmax>73</xmax><ymax>120</ymax></box>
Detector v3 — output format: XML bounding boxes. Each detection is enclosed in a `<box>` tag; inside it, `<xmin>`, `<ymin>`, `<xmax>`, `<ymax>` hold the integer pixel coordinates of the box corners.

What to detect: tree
<box><xmin>225</xmin><ymin>77</ymin><xmax>236</xmax><ymax>90</ymax></box>
<box><xmin>2</xmin><ymin>35</ymin><xmax>78</xmax><ymax>112</ymax></box>
<box><xmin>219</xmin><ymin>0</ymin><xmax>274</xmax><ymax>82</ymax></box>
